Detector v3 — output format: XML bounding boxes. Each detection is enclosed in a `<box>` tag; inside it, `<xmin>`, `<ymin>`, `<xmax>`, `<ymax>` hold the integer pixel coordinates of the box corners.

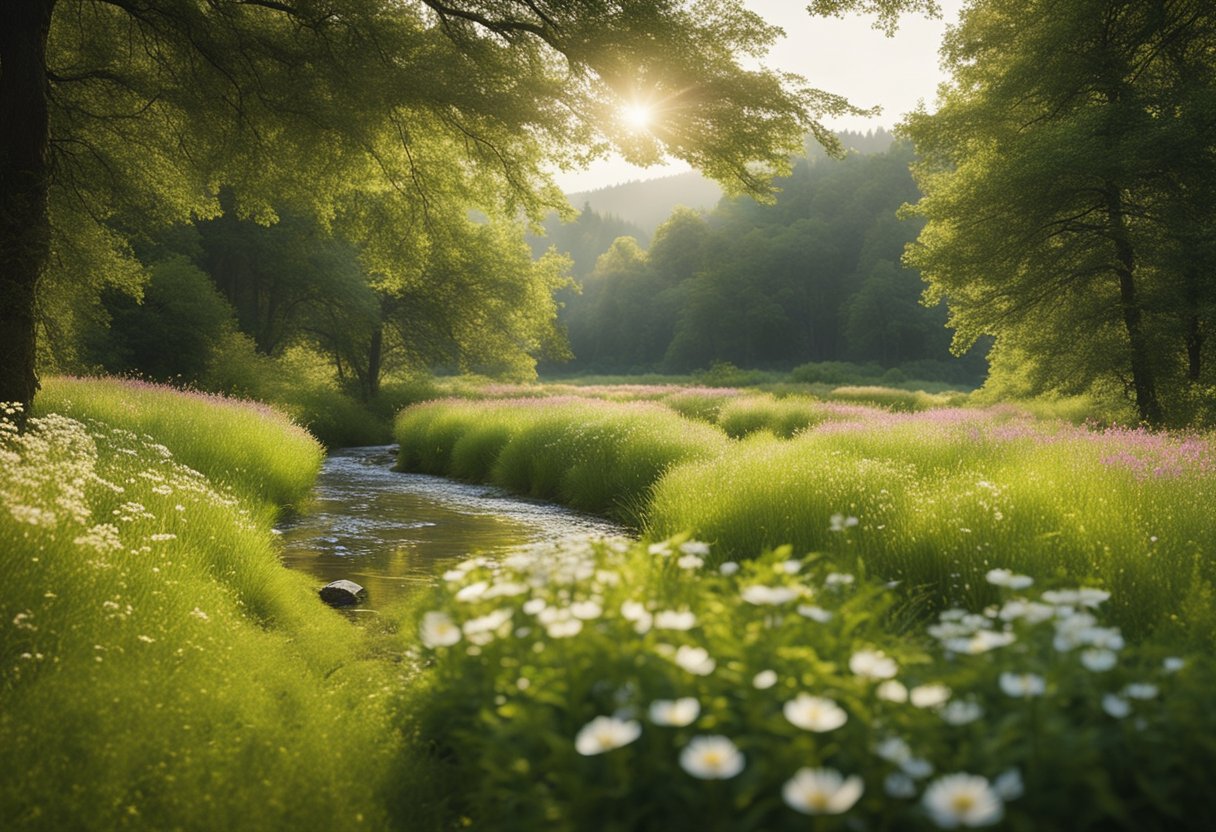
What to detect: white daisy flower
<box><xmin>782</xmin><ymin>767</ymin><xmax>865</xmax><ymax>815</ymax></box>
<box><xmin>719</xmin><ymin>561</ymin><xmax>740</xmax><ymax>576</ymax></box>
<box><xmin>1080</xmin><ymin>648</ymin><xmax>1117</xmax><ymax>672</ymax></box>
<box><xmin>850</xmin><ymin>649</ymin><xmax>898</xmax><ymax>680</ymax></box>
<box><xmin>420</xmin><ymin>611</ymin><xmax>461</xmax><ymax>648</ymax></box>
<box><xmin>1102</xmin><ymin>694</ymin><xmax>1131</xmax><ymax>719</ymax></box>
<box><xmin>753</xmin><ymin>669</ymin><xmax>778</xmax><ymax>690</ymax></box>
<box><xmin>784</xmin><ymin>693</ymin><xmax>848</xmax><ymax>732</ymax></box>
<box><xmin>999</xmin><ymin>672</ymin><xmax>1046</xmax><ymax>698</ymax></box>
<box><xmin>574</xmin><ymin>716</ymin><xmax>642</xmax><ymax>755</ymax></box>
<box><xmin>985</xmin><ymin>568</ymin><xmax>1033</xmax><ymax>590</ymax></box>
<box><xmin>679</xmin><ymin>735</ymin><xmax>744</xmax><ymax>779</ymax></box>
<box><xmin>654</xmin><ymin>610</ymin><xmax>697</xmax><ymax>631</ymax></box>
<box><xmin>741</xmin><ymin>585</ymin><xmax>801</xmax><ymax>605</ymax></box>
<box><xmin>940</xmin><ymin>700</ymin><xmax>984</xmax><ymax>726</ymax></box>
<box><xmin>649</xmin><ymin>697</ymin><xmax>701</xmax><ymax>727</ymax></box>
<box><xmin>674</xmin><ymin>645</ymin><xmax>716</xmax><ymax>676</ymax></box>
<box><xmin>910</xmin><ymin>684</ymin><xmax>952</xmax><ymax>709</ymax></box>
<box><xmin>876</xmin><ymin>680</ymin><xmax>909</xmax><ymax>703</ymax></box>
<box><xmin>922</xmin><ymin>773</ymin><xmax>1004</xmax><ymax>828</ymax></box>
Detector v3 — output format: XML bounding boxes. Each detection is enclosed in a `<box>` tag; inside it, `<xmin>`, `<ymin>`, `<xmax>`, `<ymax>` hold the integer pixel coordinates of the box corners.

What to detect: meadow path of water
<box><xmin>276</xmin><ymin>445</ymin><xmax>625</xmax><ymax>609</ymax></box>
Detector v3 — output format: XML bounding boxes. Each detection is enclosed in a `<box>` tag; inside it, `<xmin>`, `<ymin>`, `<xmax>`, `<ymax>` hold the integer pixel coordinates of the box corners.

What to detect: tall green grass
<box><xmin>395</xmin><ymin>398</ymin><xmax>729</xmax><ymax>522</ymax></box>
<box><xmin>647</xmin><ymin>410</ymin><xmax>1216</xmax><ymax>638</ymax></box>
<box><xmin>3</xmin><ymin>386</ymin><xmax>398</xmax><ymax>830</ymax></box>
<box><xmin>38</xmin><ymin>377</ymin><xmax>323</xmax><ymax>508</ymax></box>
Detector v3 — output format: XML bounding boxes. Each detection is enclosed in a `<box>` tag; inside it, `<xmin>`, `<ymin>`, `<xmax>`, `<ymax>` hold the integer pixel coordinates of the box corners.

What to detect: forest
<box><xmin>3</xmin><ymin>1</ymin><xmax>1216</xmax><ymax>831</ymax></box>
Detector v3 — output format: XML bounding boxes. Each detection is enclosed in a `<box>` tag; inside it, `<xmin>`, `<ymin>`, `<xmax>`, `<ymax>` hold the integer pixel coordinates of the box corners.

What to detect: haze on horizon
<box><xmin>554</xmin><ymin>0</ymin><xmax>965</xmax><ymax>194</ymax></box>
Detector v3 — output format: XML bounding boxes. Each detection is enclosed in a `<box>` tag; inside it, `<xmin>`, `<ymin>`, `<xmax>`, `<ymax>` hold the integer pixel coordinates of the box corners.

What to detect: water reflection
<box><xmin>276</xmin><ymin>446</ymin><xmax>625</xmax><ymax>608</ymax></box>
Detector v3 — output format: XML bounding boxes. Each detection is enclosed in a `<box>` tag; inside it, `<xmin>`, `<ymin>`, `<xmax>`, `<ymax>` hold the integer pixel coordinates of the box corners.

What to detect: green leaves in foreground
<box><xmin>404</xmin><ymin>536</ymin><xmax>1216</xmax><ymax>831</ymax></box>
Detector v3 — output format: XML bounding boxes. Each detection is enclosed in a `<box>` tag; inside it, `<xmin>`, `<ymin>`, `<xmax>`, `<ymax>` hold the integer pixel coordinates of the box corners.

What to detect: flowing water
<box><xmin>276</xmin><ymin>446</ymin><xmax>626</xmax><ymax>609</ymax></box>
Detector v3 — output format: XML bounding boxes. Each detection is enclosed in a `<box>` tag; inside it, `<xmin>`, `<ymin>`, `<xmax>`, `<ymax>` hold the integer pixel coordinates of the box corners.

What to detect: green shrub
<box><xmin>716</xmin><ymin>395</ymin><xmax>827</xmax><ymax>438</ymax></box>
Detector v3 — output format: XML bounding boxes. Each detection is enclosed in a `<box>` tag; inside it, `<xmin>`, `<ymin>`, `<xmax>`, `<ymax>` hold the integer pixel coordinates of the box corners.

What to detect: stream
<box><xmin>275</xmin><ymin>446</ymin><xmax>626</xmax><ymax>609</ymax></box>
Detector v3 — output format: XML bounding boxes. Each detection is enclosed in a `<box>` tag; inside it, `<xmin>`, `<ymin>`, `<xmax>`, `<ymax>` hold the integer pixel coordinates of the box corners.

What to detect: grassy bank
<box><xmin>394</xmin><ymin>394</ymin><xmax>1216</xmax><ymax>640</ymax></box>
<box><xmin>395</xmin><ymin>397</ymin><xmax>729</xmax><ymax>522</ymax></box>
<box><xmin>2</xmin><ymin>381</ymin><xmax>399</xmax><ymax>830</ymax></box>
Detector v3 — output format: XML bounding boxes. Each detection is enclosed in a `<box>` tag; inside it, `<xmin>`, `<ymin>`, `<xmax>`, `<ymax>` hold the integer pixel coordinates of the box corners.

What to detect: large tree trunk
<box><xmin>1104</xmin><ymin>183</ymin><xmax>1164</xmax><ymax>426</ymax></box>
<box><xmin>0</xmin><ymin>0</ymin><xmax>55</xmax><ymax>423</ymax></box>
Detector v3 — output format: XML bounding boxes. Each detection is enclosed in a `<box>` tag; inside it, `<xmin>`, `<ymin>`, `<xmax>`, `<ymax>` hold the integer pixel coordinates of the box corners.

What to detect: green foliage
<box><xmin>902</xmin><ymin>0</ymin><xmax>1216</xmax><ymax>425</ymax></box>
<box><xmin>716</xmin><ymin>395</ymin><xmax>829</xmax><ymax>438</ymax></box>
<box><xmin>81</xmin><ymin>257</ymin><xmax>235</xmax><ymax>384</ymax></box>
<box><xmin>401</xmin><ymin>535</ymin><xmax>1216</xmax><ymax>830</ymax></box>
<box><xmin>0</xmin><ymin>398</ymin><xmax>396</xmax><ymax>831</ymax></box>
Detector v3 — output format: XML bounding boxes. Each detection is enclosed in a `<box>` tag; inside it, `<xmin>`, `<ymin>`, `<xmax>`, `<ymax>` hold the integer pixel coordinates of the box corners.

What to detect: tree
<box><xmin>902</xmin><ymin>0</ymin><xmax>1216</xmax><ymax>426</ymax></box>
<box><xmin>1</xmin><ymin>0</ymin><xmax>939</xmax><ymax>418</ymax></box>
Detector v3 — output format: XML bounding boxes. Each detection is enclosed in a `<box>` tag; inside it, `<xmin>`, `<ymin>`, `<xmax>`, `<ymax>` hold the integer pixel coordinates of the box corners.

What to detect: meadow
<box><xmin>3</xmin><ymin>376</ymin><xmax>1214</xmax><ymax>830</ymax></box>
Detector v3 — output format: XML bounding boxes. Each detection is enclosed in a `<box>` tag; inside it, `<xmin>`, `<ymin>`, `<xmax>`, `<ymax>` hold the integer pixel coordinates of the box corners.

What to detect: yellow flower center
<box><xmin>703</xmin><ymin>750</ymin><xmax>723</xmax><ymax>768</ymax></box>
<box><xmin>950</xmin><ymin>793</ymin><xmax>976</xmax><ymax>814</ymax></box>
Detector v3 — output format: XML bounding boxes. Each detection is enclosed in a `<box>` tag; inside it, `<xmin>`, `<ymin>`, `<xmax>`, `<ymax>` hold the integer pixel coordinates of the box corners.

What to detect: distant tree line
<box><xmin>541</xmin><ymin>135</ymin><xmax>987</xmax><ymax>384</ymax></box>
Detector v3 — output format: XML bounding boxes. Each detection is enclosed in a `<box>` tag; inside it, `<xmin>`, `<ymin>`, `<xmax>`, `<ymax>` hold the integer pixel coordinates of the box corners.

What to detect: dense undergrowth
<box><xmin>2</xmin><ymin>380</ymin><xmax>402</xmax><ymax>831</ymax></box>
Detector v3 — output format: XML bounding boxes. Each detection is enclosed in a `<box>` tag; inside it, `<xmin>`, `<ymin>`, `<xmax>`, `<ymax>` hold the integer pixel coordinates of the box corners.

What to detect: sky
<box><xmin>552</xmin><ymin>0</ymin><xmax>966</xmax><ymax>193</ymax></box>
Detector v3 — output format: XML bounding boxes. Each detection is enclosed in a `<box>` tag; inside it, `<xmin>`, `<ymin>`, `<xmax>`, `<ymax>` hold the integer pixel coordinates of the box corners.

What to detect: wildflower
<box><xmin>1123</xmin><ymin>683</ymin><xmax>1158</xmax><ymax>700</ymax></box>
<box><xmin>649</xmin><ymin>698</ymin><xmax>701</xmax><ymax>727</ymax></box>
<box><xmin>522</xmin><ymin>598</ymin><xmax>547</xmax><ymax>615</ymax></box>
<box><xmin>454</xmin><ymin>581</ymin><xmax>489</xmax><ymax>603</ymax></box>
<box><xmin>1080</xmin><ymin>649</ymin><xmax>1117</xmax><ymax>672</ymax></box>
<box><xmin>545</xmin><ymin>617</ymin><xmax>583</xmax><ymax>639</ymax></box>
<box><xmin>719</xmin><ymin>561</ymin><xmax>739</xmax><ymax>576</ymax></box>
<box><xmin>674</xmin><ymin>645</ymin><xmax>715</xmax><ymax>676</ymax></box>
<box><xmin>993</xmin><ymin>769</ymin><xmax>1024</xmax><ymax>801</ymax></box>
<box><xmin>902</xmin><ymin>758</ymin><xmax>935</xmax><ymax>779</ymax></box>
<box><xmin>875</xmin><ymin>737</ymin><xmax>911</xmax><ymax>764</ymax></box>
<box><xmin>574</xmin><ymin>716</ymin><xmax>641</xmax><ymax>756</ymax></box>
<box><xmin>825</xmin><ymin>572</ymin><xmax>855</xmax><ymax>587</ymax></box>
<box><xmin>784</xmin><ymin>693</ymin><xmax>848</xmax><ymax>732</ymax></box>
<box><xmin>570</xmin><ymin>600</ymin><xmax>603</xmax><ymax>620</ymax></box>
<box><xmin>679</xmin><ymin>735</ymin><xmax>745</xmax><ymax>779</ymax></box>
<box><xmin>741</xmin><ymin>585</ymin><xmax>800</xmax><ymax>605</ymax></box>
<box><xmin>189</xmin><ymin>607</ymin><xmax>209</xmax><ymax>622</ymax></box>
<box><xmin>850</xmin><ymin>649</ymin><xmax>898</xmax><ymax>680</ymax></box>
<box><xmin>783</xmin><ymin>767</ymin><xmax>864</xmax><ymax>815</ymax></box>
<box><xmin>945</xmin><ymin>630</ymin><xmax>1016</xmax><ymax>655</ymax></box>
<box><xmin>149</xmin><ymin>533</ymin><xmax>177</xmax><ymax>542</ymax></box>
<box><xmin>1163</xmin><ymin>656</ymin><xmax>1185</xmax><ymax>673</ymax></box>
<box><xmin>679</xmin><ymin>540</ymin><xmax>710</xmax><ymax>557</ymax></box>
<box><xmin>420</xmin><ymin>611</ymin><xmax>461</xmax><ymax>648</ymax></box>
<box><xmin>885</xmin><ymin>772</ymin><xmax>917</xmax><ymax>798</ymax></box>
<box><xmin>876</xmin><ymin>680</ymin><xmax>909</xmax><ymax>703</ymax></box>
<box><xmin>985</xmin><ymin>569</ymin><xmax>1033</xmax><ymax>590</ymax></box>
<box><xmin>940</xmin><ymin>700</ymin><xmax>984</xmax><ymax>726</ymax></box>
<box><xmin>779</xmin><ymin>559</ymin><xmax>802</xmax><ymax>575</ymax></box>
<box><xmin>620</xmin><ymin>600</ymin><xmax>648</xmax><ymax>620</ymax></box>
<box><xmin>654</xmin><ymin>610</ymin><xmax>697</xmax><ymax>631</ymax></box>
<box><xmin>828</xmin><ymin>514</ymin><xmax>859</xmax><ymax>533</ymax></box>
<box><xmin>998</xmin><ymin>600</ymin><xmax>1054</xmax><ymax>624</ymax></box>
<box><xmin>797</xmin><ymin>604</ymin><xmax>832</xmax><ymax>622</ymax></box>
<box><xmin>922</xmin><ymin>773</ymin><xmax>1004</xmax><ymax>828</ymax></box>
<box><xmin>999</xmin><ymin>672</ymin><xmax>1046</xmax><ymax>698</ymax></box>
<box><xmin>753</xmin><ymin>670</ymin><xmax>778</xmax><ymax>689</ymax></box>
<box><xmin>1102</xmin><ymin>694</ymin><xmax>1131</xmax><ymax>719</ymax></box>
<box><xmin>910</xmin><ymin>684</ymin><xmax>952</xmax><ymax>709</ymax></box>
<box><xmin>677</xmin><ymin>554</ymin><xmax>704</xmax><ymax>570</ymax></box>
<box><xmin>648</xmin><ymin>542</ymin><xmax>673</xmax><ymax>557</ymax></box>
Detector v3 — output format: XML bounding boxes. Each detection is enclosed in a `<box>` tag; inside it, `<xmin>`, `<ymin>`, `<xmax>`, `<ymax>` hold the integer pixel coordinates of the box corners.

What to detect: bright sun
<box><xmin>621</xmin><ymin>103</ymin><xmax>654</xmax><ymax>131</ymax></box>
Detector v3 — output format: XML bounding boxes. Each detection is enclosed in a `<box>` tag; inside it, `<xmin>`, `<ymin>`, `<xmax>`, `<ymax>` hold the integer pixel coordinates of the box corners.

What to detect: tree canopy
<box><xmin>1</xmin><ymin>0</ymin><xmax>938</xmax><ymax>415</ymax></box>
<box><xmin>902</xmin><ymin>0</ymin><xmax>1216</xmax><ymax>426</ymax></box>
